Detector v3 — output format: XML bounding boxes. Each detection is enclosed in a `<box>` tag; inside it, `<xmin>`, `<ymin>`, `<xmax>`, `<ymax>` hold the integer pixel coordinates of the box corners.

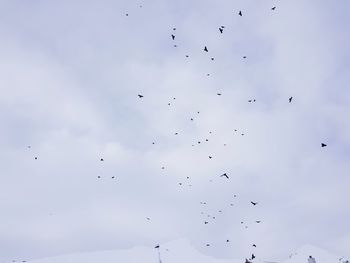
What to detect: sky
<box><xmin>0</xmin><ymin>0</ymin><xmax>350</xmax><ymax>262</ymax></box>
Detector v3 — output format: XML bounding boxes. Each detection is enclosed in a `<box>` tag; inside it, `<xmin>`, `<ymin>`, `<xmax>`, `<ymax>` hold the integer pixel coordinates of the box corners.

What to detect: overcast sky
<box><xmin>1</xmin><ymin>0</ymin><xmax>350</xmax><ymax>262</ymax></box>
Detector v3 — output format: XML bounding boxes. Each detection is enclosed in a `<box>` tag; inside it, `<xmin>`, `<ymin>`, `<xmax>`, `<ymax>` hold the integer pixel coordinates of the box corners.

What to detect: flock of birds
<box><xmin>19</xmin><ymin>3</ymin><xmax>331</xmax><ymax>263</ymax></box>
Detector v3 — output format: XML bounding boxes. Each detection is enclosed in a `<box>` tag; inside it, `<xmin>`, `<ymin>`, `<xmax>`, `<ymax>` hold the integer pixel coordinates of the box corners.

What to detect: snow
<box><xmin>19</xmin><ymin>240</ymin><xmax>346</xmax><ymax>263</ymax></box>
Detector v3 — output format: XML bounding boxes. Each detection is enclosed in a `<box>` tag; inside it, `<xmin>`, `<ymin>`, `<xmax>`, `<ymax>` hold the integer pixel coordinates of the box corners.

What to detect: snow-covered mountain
<box><xmin>14</xmin><ymin>240</ymin><xmax>348</xmax><ymax>263</ymax></box>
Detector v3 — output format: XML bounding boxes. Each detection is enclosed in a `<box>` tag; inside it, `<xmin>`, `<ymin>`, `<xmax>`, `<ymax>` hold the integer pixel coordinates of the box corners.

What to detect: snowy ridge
<box><xmin>14</xmin><ymin>240</ymin><xmax>347</xmax><ymax>263</ymax></box>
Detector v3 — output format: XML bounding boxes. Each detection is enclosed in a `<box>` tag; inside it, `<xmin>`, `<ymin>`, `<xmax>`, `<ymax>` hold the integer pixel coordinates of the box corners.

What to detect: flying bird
<box><xmin>239</xmin><ymin>11</ymin><xmax>242</xmax><ymax>16</ymax></box>
<box><xmin>219</xmin><ymin>28</ymin><xmax>223</xmax><ymax>33</ymax></box>
<box><xmin>204</xmin><ymin>46</ymin><xmax>208</xmax><ymax>52</ymax></box>
<box><xmin>171</xmin><ymin>34</ymin><xmax>175</xmax><ymax>40</ymax></box>
<box><xmin>155</xmin><ymin>245</ymin><xmax>160</xmax><ymax>249</ymax></box>
<box><xmin>251</xmin><ymin>201</ymin><xmax>258</xmax><ymax>206</ymax></box>
<box><xmin>251</xmin><ymin>254</ymin><xmax>256</xmax><ymax>260</ymax></box>
<box><xmin>256</xmin><ymin>220</ymin><xmax>261</xmax><ymax>223</ymax></box>
<box><xmin>321</xmin><ymin>143</ymin><xmax>327</xmax><ymax>147</ymax></box>
<box><xmin>138</xmin><ymin>94</ymin><xmax>144</xmax><ymax>98</ymax></box>
<box><xmin>217</xmin><ymin>93</ymin><xmax>222</xmax><ymax>96</ymax></box>
<box><xmin>271</xmin><ymin>6</ymin><xmax>276</xmax><ymax>10</ymax></box>
<box><xmin>100</xmin><ymin>158</ymin><xmax>104</xmax><ymax>161</ymax></box>
<box><xmin>220</xmin><ymin>173</ymin><xmax>229</xmax><ymax>179</ymax></box>
<box><xmin>289</xmin><ymin>96</ymin><xmax>293</xmax><ymax>103</ymax></box>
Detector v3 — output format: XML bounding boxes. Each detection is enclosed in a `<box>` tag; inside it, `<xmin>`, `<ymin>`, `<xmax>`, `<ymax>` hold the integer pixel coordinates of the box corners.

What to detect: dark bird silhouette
<box><xmin>245</xmin><ymin>259</ymin><xmax>252</xmax><ymax>263</ymax></box>
<box><xmin>111</xmin><ymin>176</ymin><xmax>115</xmax><ymax>179</ymax></box>
<box><xmin>251</xmin><ymin>254</ymin><xmax>256</xmax><ymax>260</ymax></box>
<box><xmin>289</xmin><ymin>96</ymin><xmax>293</xmax><ymax>103</ymax></box>
<box><xmin>211</xmin><ymin>57</ymin><xmax>214</xmax><ymax>61</ymax></box>
<box><xmin>204</xmin><ymin>46</ymin><xmax>208</xmax><ymax>52</ymax></box>
<box><xmin>185</xmin><ymin>55</ymin><xmax>189</xmax><ymax>58</ymax></box>
<box><xmin>251</xmin><ymin>201</ymin><xmax>258</xmax><ymax>206</ymax></box>
<box><xmin>321</xmin><ymin>143</ymin><xmax>327</xmax><ymax>147</ymax></box>
<box><xmin>34</xmin><ymin>157</ymin><xmax>38</xmax><ymax>160</ymax></box>
<box><xmin>220</xmin><ymin>173</ymin><xmax>229</xmax><ymax>179</ymax></box>
<box><xmin>217</xmin><ymin>93</ymin><xmax>222</xmax><ymax>96</ymax></box>
<box><xmin>138</xmin><ymin>94</ymin><xmax>144</xmax><ymax>98</ymax></box>
<box><xmin>171</xmin><ymin>34</ymin><xmax>175</xmax><ymax>40</ymax></box>
<box><xmin>146</xmin><ymin>217</ymin><xmax>150</xmax><ymax>220</ymax></box>
<box><xmin>252</xmin><ymin>244</ymin><xmax>257</xmax><ymax>247</ymax></box>
<box><xmin>226</xmin><ymin>239</ymin><xmax>230</xmax><ymax>242</ymax></box>
<box><xmin>256</xmin><ymin>220</ymin><xmax>261</xmax><ymax>223</ymax></box>
<box><xmin>204</xmin><ymin>221</ymin><xmax>208</xmax><ymax>224</ymax></box>
<box><xmin>271</xmin><ymin>6</ymin><xmax>276</xmax><ymax>10</ymax></box>
<box><xmin>219</xmin><ymin>28</ymin><xmax>223</xmax><ymax>33</ymax></box>
<box><xmin>239</xmin><ymin>11</ymin><xmax>242</xmax><ymax>16</ymax></box>
<box><xmin>100</xmin><ymin>158</ymin><xmax>104</xmax><ymax>161</ymax></box>
<box><xmin>208</xmin><ymin>156</ymin><xmax>212</xmax><ymax>159</ymax></box>
<box><xmin>173</xmin><ymin>27</ymin><xmax>176</xmax><ymax>31</ymax></box>
<box><xmin>155</xmin><ymin>245</ymin><xmax>160</xmax><ymax>249</ymax></box>
<box><xmin>243</xmin><ymin>56</ymin><xmax>247</xmax><ymax>59</ymax></box>
<box><xmin>206</xmin><ymin>244</ymin><xmax>210</xmax><ymax>247</ymax></box>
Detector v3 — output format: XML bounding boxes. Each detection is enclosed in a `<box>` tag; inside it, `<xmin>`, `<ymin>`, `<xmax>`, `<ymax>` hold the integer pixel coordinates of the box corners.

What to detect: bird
<box><xmin>97</xmin><ymin>175</ymin><xmax>101</xmax><ymax>178</ymax></box>
<box><xmin>289</xmin><ymin>96</ymin><xmax>293</xmax><ymax>103</ymax></box>
<box><xmin>256</xmin><ymin>220</ymin><xmax>261</xmax><ymax>223</ymax></box>
<box><xmin>219</xmin><ymin>28</ymin><xmax>223</xmax><ymax>33</ymax></box>
<box><xmin>206</xmin><ymin>244</ymin><xmax>210</xmax><ymax>247</ymax></box>
<box><xmin>251</xmin><ymin>254</ymin><xmax>256</xmax><ymax>260</ymax></box>
<box><xmin>217</xmin><ymin>93</ymin><xmax>222</xmax><ymax>96</ymax></box>
<box><xmin>100</xmin><ymin>158</ymin><xmax>104</xmax><ymax>161</ymax></box>
<box><xmin>252</xmin><ymin>244</ymin><xmax>257</xmax><ymax>247</ymax></box>
<box><xmin>321</xmin><ymin>143</ymin><xmax>327</xmax><ymax>147</ymax></box>
<box><xmin>111</xmin><ymin>176</ymin><xmax>115</xmax><ymax>179</ymax></box>
<box><xmin>243</xmin><ymin>56</ymin><xmax>247</xmax><ymax>59</ymax></box>
<box><xmin>173</xmin><ymin>27</ymin><xmax>176</xmax><ymax>31</ymax></box>
<box><xmin>204</xmin><ymin>46</ymin><xmax>208</xmax><ymax>52</ymax></box>
<box><xmin>146</xmin><ymin>217</ymin><xmax>151</xmax><ymax>220</ymax></box>
<box><xmin>171</xmin><ymin>34</ymin><xmax>175</xmax><ymax>40</ymax></box>
<box><xmin>126</xmin><ymin>13</ymin><xmax>129</xmax><ymax>16</ymax></box>
<box><xmin>226</xmin><ymin>239</ymin><xmax>230</xmax><ymax>242</ymax></box>
<box><xmin>245</xmin><ymin>259</ymin><xmax>252</xmax><ymax>263</ymax></box>
<box><xmin>138</xmin><ymin>94</ymin><xmax>144</xmax><ymax>98</ymax></box>
<box><xmin>155</xmin><ymin>245</ymin><xmax>160</xmax><ymax>249</ymax></box>
<box><xmin>211</xmin><ymin>57</ymin><xmax>214</xmax><ymax>61</ymax></box>
<box><xmin>185</xmin><ymin>55</ymin><xmax>189</xmax><ymax>58</ymax></box>
<box><xmin>251</xmin><ymin>201</ymin><xmax>258</xmax><ymax>206</ymax></box>
<box><xmin>204</xmin><ymin>221</ymin><xmax>208</xmax><ymax>224</ymax></box>
<box><xmin>220</xmin><ymin>173</ymin><xmax>229</xmax><ymax>179</ymax></box>
<box><xmin>271</xmin><ymin>6</ymin><xmax>276</xmax><ymax>10</ymax></box>
<box><xmin>208</xmin><ymin>156</ymin><xmax>212</xmax><ymax>159</ymax></box>
<box><xmin>239</xmin><ymin>11</ymin><xmax>242</xmax><ymax>16</ymax></box>
<box><xmin>34</xmin><ymin>157</ymin><xmax>38</xmax><ymax>160</ymax></box>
